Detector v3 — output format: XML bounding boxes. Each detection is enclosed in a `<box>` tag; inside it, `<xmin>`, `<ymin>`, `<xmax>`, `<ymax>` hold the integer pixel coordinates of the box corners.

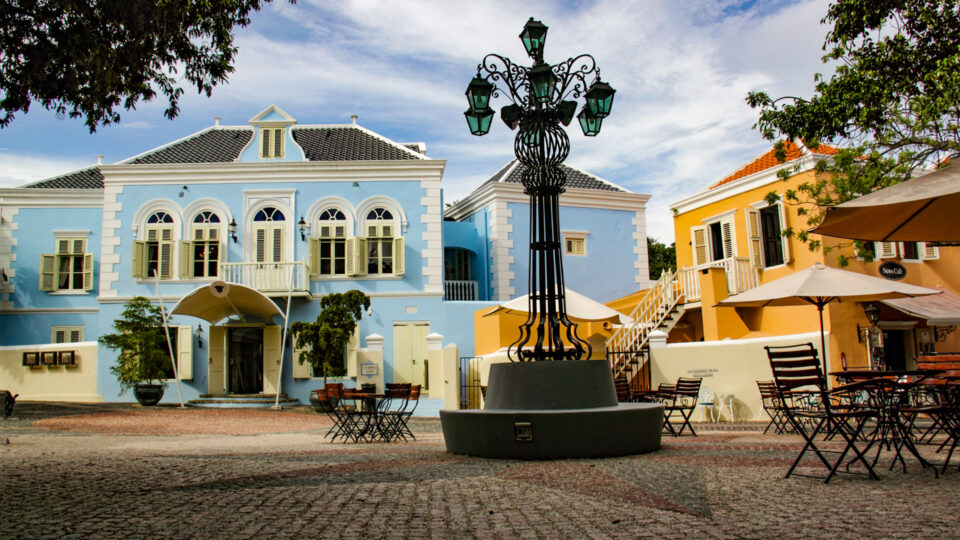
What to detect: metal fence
<box><xmin>459</xmin><ymin>356</ymin><xmax>484</xmax><ymax>409</ymax></box>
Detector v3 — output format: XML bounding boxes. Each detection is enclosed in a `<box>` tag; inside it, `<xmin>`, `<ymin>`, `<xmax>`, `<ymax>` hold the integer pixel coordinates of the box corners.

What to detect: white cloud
<box><xmin>0</xmin><ymin>153</ymin><xmax>94</xmax><ymax>188</ymax></box>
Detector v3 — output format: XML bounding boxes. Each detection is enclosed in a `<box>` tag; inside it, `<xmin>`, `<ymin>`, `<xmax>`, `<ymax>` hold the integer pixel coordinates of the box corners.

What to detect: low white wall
<box><xmin>0</xmin><ymin>342</ymin><xmax>101</xmax><ymax>402</ymax></box>
<box><xmin>649</xmin><ymin>332</ymin><xmax>825</xmax><ymax>422</ymax></box>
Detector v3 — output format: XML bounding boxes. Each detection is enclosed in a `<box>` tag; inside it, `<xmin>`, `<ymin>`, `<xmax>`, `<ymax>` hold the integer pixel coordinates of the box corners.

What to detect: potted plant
<box><xmin>291</xmin><ymin>290</ymin><xmax>370</xmax><ymax>411</ymax></box>
<box><xmin>99</xmin><ymin>296</ymin><xmax>171</xmax><ymax>406</ymax></box>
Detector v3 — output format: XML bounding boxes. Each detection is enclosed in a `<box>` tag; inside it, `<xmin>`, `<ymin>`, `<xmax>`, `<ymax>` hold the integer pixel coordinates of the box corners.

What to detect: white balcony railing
<box><xmin>220</xmin><ymin>261</ymin><xmax>309</xmax><ymax>293</ymax></box>
<box><xmin>445</xmin><ymin>280</ymin><xmax>479</xmax><ymax>301</ymax></box>
<box><xmin>677</xmin><ymin>256</ymin><xmax>758</xmax><ymax>303</ymax></box>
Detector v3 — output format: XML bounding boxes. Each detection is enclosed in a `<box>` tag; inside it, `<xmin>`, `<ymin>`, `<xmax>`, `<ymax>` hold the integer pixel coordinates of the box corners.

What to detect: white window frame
<box><xmin>876</xmin><ymin>241</ymin><xmax>898</xmax><ymax>259</ymax></box>
<box><xmin>132</xmin><ymin>204</ymin><xmax>182</xmax><ymax>280</ymax></box>
<box><xmin>899</xmin><ymin>242</ymin><xmax>923</xmax><ymax>263</ymax></box>
<box><xmin>310</xmin><ymin>208</ymin><xmax>350</xmax><ymax>277</ymax></box>
<box><xmin>746</xmin><ymin>201</ymin><xmax>790</xmax><ymax>270</ymax></box>
<box><xmin>359</xmin><ymin>206</ymin><xmax>404</xmax><ymax>277</ymax></box>
<box><xmin>562</xmin><ymin>230</ymin><xmax>589</xmax><ymax>256</ymax></box>
<box><xmin>51</xmin><ymin>326</ymin><xmax>84</xmax><ymax>344</ymax></box>
<box><xmin>40</xmin><ymin>231</ymin><xmax>93</xmax><ymax>293</ymax></box>
<box><xmin>694</xmin><ymin>209</ymin><xmax>736</xmax><ymax>266</ymax></box>
<box><xmin>182</xmin><ymin>210</ymin><xmax>225</xmax><ymax>279</ymax></box>
<box><xmin>259</xmin><ymin>127</ymin><xmax>285</xmax><ymax>159</ymax></box>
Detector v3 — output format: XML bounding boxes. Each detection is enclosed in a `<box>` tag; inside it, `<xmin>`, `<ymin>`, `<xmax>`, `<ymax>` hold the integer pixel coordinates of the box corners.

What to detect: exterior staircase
<box><xmin>187</xmin><ymin>393</ymin><xmax>300</xmax><ymax>408</ymax></box>
<box><xmin>607</xmin><ymin>257</ymin><xmax>759</xmax><ymax>393</ymax></box>
<box><xmin>607</xmin><ymin>269</ymin><xmax>687</xmax><ymax>393</ymax></box>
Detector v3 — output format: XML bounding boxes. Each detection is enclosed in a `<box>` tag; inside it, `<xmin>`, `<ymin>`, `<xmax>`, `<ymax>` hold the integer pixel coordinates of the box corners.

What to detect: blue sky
<box><xmin>0</xmin><ymin>0</ymin><xmax>833</xmax><ymax>243</ymax></box>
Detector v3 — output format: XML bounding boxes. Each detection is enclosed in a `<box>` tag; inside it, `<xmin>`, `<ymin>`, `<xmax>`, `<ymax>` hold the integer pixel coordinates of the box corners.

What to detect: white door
<box><xmin>263</xmin><ymin>325</ymin><xmax>282</xmax><ymax>394</ymax></box>
<box><xmin>393</xmin><ymin>322</ymin><xmax>430</xmax><ymax>388</ymax></box>
<box><xmin>208</xmin><ymin>326</ymin><xmax>226</xmax><ymax>394</ymax></box>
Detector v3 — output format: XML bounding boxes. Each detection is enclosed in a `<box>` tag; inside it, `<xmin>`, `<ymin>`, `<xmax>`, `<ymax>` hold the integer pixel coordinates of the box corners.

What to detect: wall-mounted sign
<box><xmin>360</xmin><ymin>362</ymin><xmax>379</xmax><ymax>376</ymax></box>
<box><xmin>878</xmin><ymin>261</ymin><xmax>906</xmax><ymax>281</ymax></box>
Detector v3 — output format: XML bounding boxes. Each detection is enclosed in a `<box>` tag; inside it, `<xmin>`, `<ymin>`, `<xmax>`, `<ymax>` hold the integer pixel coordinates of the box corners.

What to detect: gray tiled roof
<box><xmin>129</xmin><ymin>128</ymin><xmax>252</xmax><ymax>164</ymax></box>
<box><xmin>486</xmin><ymin>159</ymin><xmax>625</xmax><ymax>192</ymax></box>
<box><xmin>294</xmin><ymin>127</ymin><xmax>422</xmax><ymax>161</ymax></box>
<box><xmin>23</xmin><ymin>166</ymin><xmax>104</xmax><ymax>189</ymax></box>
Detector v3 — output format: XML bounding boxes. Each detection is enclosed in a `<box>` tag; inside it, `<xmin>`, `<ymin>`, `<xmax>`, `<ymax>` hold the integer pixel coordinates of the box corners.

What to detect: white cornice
<box><xmin>99</xmin><ymin>160</ymin><xmax>447</xmax><ymax>185</ymax></box>
<box><xmin>670</xmin><ymin>154</ymin><xmax>822</xmax><ymax>215</ymax></box>
<box><xmin>446</xmin><ymin>182</ymin><xmax>650</xmax><ymax>220</ymax></box>
<box><xmin>0</xmin><ymin>189</ymin><xmax>103</xmax><ymax>207</ymax></box>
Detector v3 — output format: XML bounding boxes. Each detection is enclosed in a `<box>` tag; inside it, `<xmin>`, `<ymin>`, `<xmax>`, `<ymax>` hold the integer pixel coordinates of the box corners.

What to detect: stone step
<box><xmin>188</xmin><ymin>393</ymin><xmax>300</xmax><ymax>409</ymax></box>
<box><xmin>198</xmin><ymin>393</ymin><xmax>289</xmax><ymax>399</ymax></box>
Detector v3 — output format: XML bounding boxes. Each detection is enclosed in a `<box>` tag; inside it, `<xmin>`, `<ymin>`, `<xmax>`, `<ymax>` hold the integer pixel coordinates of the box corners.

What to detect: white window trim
<box><xmin>305</xmin><ymin>197</ymin><xmax>356</xmax><ymax>237</ymax></box>
<box><xmin>244</xmin><ymin>199</ymin><xmax>295</xmax><ymax>264</ymax></box>
<box><xmin>356</xmin><ymin>196</ymin><xmax>407</xmax><ymax>234</ymax></box>
<box><xmin>898</xmin><ymin>242</ymin><xmax>923</xmax><ymax>263</ymax></box>
<box><xmin>562</xmin><ymin>230</ymin><xmax>589</xmax><ymax>257</ymax></box>
<box><xmin>42</xmin><ymin>233</ymin><xmax>94</xmax><ymax>292</ymax></box>
<box><xmin>133</xmin><ymin>201</ymin><xmax>183</xmax><ymax>280</ymax></box>
<box><xmin>748</xmin><ymin>200</ymin><xmax>790</xmax><ymax>270</ymax></box>
<box><xmin>702</xmin><ymin>209</ymin><xmax>737</xmax><ymax>262</ymax></box>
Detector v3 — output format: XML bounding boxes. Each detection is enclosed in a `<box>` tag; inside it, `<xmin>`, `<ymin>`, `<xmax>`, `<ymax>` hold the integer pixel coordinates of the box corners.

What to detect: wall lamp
<box><xmin>178</xmin><ymin>185</ymin><xmax>188</xmax><ymax>198</ymax></box>
<box><xmin>298</xmin><ymin>216</ymin><xmax>308</xmax><ymax>241</ymax></box>
<box><xmin>196</xmin><ymin>324</ymin><xmax>204</xmax><ymax>349</ymax></box>
<box><xmin>228</xmin><ymin>219</ymin><xmax>238</xmax><ymax>243</ymax></box>
<box><xmin>857</xmin><ymin>303</ymin><xmax>881</xmax><ymax>343</ymax></box>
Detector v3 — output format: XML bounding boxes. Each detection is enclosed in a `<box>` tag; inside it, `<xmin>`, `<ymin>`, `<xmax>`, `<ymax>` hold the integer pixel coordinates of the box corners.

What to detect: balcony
<box><xmin>445</xmin><ymin>280</ymin><xmax>479</xmax><ymax>301</ymax></box>
<box><xmin>220</xmin><ymin>261</ymin><xmax>310</xmax><ymax>295</ymax></box>
<box><xmin>677</xmin><ymin>257</ymin><xmax>759</xmax><ymax>304</ymax></box>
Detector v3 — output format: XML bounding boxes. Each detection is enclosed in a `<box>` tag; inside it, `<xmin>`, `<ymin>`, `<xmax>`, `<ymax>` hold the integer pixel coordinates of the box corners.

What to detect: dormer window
<box><xmin>260</xmin><ymin>128</ymin><xmax>285</xmax><ymax>158</ymax></box>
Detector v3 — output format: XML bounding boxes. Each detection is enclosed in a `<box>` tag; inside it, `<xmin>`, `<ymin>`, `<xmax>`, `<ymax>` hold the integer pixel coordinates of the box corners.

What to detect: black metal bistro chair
<box><xmin>766</xmin><ymin>343</ymin><xmax>879</xmax><ymax>483</ymax></box>
<box><xmin>757</xmin><ymin>380</ymin><xmax>790</xmax><ymax>434</ymax></box>
<box><xmin>655</xmin><ymin>378</ymin><xmax>702</xmax><ymax>437</ymax></box>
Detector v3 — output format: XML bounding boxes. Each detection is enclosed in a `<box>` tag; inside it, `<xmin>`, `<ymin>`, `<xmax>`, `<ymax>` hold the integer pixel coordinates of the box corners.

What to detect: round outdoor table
<box><xmin>342</xmin><ymin>392</ymin><xmax>393</xmax><ymax>443</ymax></box>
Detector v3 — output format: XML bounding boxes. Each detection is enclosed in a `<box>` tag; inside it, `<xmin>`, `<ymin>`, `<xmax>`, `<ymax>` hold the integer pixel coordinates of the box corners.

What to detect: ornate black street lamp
<box><xmin>464</xmin><ymin>17</ymin><xmax>616</xmax><ymax>362</ymax></box>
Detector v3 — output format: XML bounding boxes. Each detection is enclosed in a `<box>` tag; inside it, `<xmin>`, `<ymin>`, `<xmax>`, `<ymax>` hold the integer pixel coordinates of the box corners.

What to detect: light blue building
<box><xmin>0</xmin><ymin>106</ymin><xmax>650</xmax><ymax>414</ymax></box>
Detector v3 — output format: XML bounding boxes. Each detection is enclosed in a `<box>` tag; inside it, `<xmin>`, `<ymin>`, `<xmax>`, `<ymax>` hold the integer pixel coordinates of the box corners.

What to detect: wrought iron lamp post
<box><xmin>464</xmin><ymin>17</ymin><xmax>616</xmax><ymax>362</ymax></box>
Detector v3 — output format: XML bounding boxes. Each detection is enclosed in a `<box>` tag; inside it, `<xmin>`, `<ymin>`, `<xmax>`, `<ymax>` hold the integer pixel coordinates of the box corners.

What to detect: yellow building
<box><xmin>609</xmin><ymin>140</ymin><xmax>960</xmax><ymax>398</ymax></box>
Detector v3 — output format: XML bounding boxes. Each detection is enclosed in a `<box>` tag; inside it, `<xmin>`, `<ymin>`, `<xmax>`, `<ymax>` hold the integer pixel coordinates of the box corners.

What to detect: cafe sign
<box><xmin>878</xmin><ymin>261</ymin><xmax>906</xmax><ymax>281</ymax></box>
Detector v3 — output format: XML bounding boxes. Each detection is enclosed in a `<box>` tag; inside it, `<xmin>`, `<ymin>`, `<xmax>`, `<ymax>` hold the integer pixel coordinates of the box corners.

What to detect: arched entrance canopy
<box><xmin>170</xmin><ymin>281</ymin><xmax>285</xmax><ymax>323</ymax></box>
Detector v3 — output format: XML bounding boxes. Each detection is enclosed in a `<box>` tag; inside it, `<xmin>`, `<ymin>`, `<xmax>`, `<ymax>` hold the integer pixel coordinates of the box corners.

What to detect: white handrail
<box><xmin>220</xmin><ymin>261</ymin><xmax>308</xmax><ymax>292</ymax></box>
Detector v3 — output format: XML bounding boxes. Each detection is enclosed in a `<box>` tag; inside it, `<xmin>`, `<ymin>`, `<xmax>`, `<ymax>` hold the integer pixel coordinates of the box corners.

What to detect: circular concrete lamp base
<box><xmin>440</xmin><ymin>361</ymin><xmax>663</xmax><ymax>459</ymax></box>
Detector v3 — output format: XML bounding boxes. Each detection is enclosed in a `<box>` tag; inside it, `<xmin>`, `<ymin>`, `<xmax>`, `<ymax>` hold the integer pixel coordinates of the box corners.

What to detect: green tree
<box><xmin>647</xmin><ymin>237</ymin><xmax>676</xmax><ymax>280</ymax></box>
<box><xmin>0</xmin><ymin>0</ymin><xmax>293</xmax><ymax>131</ymax></box>
<box><xmin>290</xmin><ymin>290</ymin><xmax>370</xmax><ymax>386</ymax></box>
<box><xmin>98</xmin><ymin>296</ymin><xmax>169</xmax><ymax>393</ymax></box>
<box><xmin>746</xmin><ymin>0</ymin><xmax>960</xmax><ymax>258</ymax></box>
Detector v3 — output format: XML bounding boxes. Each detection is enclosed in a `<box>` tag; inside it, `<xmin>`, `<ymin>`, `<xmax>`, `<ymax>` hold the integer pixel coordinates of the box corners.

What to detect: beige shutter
<box><xmin>292</xmin><ymin>333</ymin><xmax>313</xmax><ymax>379</ymax></box>
<box><xmin>179</xmin><ymin>240</ymin><xmax>193</xmax><ymax>279</ymax></box>
<box><xmin>920</xmin><ymin>242</ymin><xmax>940</xmax><ymax>260</ymax></box>
<box><xmin>261</xmin><ymin>128</ymin><xmax>270</xmax><ymax>157</ymax></box>
<box><xmin>393</xmin><ymin>237</ymin><xmax>405</xmax><ymax>276</ymax></box>
<box><xmin>176</xmin><ymin>325</ymin><xmax>193</xmax><ymax>380</ymax></box>
<box><xmin>345</xmin><ymin>237</ymin><xmax>357</xmax><ymax>276</ymax></box>
<box><xmin>777</xmin><ymin>203</ymin><xmax>791</xmax><ymax>263</ymax></box>
<box><xmin>274</xmin><ymin>128</ymin><xmax>283</xmax><ymax>157</ymax></box>
<box><xmin>39</xmin><ymin>254</ymin><xmax>56</xmax><ymax>291</ymax></box>
<box><xmin>70</xmin><ymin>329</ymin><xmax>81</xmax><ymax>342</ymax></box>
<box><xmin>82</xmin><ymin>253</ymin><xmax>94</xmax><ymax>291</ymax></box>
<box><xmin>721</xmin><ymin>220</ymin><xmax>734</xmax><ymax>259</ymax></box>
<box><xmin>159</xmin><ymin>242</ymin><xmax>173</xmax><ymax>278</ymax></box>
<box><xmin>272</xmin><ymin>227</ymin><xmax>283</xmax><ymax>262</ymax></box>
<box><xmin>256</xmin><ymin>228</ymin><xmax>266</xmax><ymax>262</ymax></box>
<box><xmin>132</xmin><ymin>241</ymin><xmax>146</xmax><ymax>278</ymax></box>
<box><xmin>691</xmin><ymin>226</ymin><xmax>708</xmax><ymax>266</ymax></box>
<box><xmin>357</xmin><ymin>237</ymin><xmax>367</xmax><ymax>276</ymax></box>
<box><xmin>53</xmin><ymin>329</ymin><xmax>66</xmax><ymax>343</ymax></box>
<box><xmin>877</xmin><ymin>242</ymin><xmax>897</xmax><ymax>259</ymax></box>
<box><xmin>746</xmin><ymin>210</ymin><xmax>763</xmax><ymax>268</ymax></box>
<box><xmin>308</xmin><ymin>238</ymin><xmax>319</xmax><ymax>277</ymax></box>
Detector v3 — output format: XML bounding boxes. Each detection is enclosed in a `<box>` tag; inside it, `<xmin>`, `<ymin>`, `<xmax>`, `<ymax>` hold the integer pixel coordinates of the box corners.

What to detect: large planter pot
<box><xmin>133</xmin><ymin>383</ymin><xmax>165</xmax><ymax>406</ymax></box>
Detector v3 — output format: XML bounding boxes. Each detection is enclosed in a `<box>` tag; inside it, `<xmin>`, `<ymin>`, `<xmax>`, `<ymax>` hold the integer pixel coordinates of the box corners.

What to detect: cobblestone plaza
<box><xmin>2</xmin><ymin>403</ymin><xmax>958</xmax><ymax>538</ymax></box>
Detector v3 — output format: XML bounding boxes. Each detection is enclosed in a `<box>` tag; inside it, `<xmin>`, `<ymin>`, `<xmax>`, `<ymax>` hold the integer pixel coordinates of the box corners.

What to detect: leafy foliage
<box><xmin>290</xmin><ymin>290</ymin><xmax>370</xmax><ymax>385</ymax></box>
<box><xmin>647</xmin><ymin>237</ymin><xmax>676</xmax><ymax>280</ymax></box>
<box><xmin>0</xmin><ymin>0</ymin><xmax>291</xmax><ymax>131</ymax></box>
<box><xmin>98</xmin><ymin>296</ymin><xmax>170</xmax><ymax>392</ymax></box>
<box><xmin>746</xmin><ymin>0</ymin><xmax>960</xmax><ymax>252</ymax></box>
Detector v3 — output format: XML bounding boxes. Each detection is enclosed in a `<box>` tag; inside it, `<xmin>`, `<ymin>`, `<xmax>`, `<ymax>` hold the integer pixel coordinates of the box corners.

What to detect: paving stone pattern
<box><xmin>1</xmin><ymin>403</ymin><xmax>958</xmax><ymax>539</ymax></box>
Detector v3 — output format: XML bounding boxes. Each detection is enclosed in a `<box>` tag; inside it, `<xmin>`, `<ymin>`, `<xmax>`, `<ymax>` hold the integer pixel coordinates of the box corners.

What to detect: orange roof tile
<box><xmin>709</xmin><ymin>141</ymin><xmax>838</xmax><ymax>189</ymax></box>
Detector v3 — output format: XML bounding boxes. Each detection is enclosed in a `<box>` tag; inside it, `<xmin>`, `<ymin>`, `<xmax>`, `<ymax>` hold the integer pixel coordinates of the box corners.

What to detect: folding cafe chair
<box><xmin>766</xmin><ymin>343</ymin><xmax>879</xmax><ymax>483</ymax></box>
<box><xmin>660</xmin><ymin>377</ymin><xmax>702</xmax><ymax>437</ymax></box>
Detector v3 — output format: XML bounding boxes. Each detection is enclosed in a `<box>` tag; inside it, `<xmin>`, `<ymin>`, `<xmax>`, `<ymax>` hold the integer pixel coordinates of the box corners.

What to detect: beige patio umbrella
<box><xmin>812</xmin><ymin>165</ymin><xmax>960</xmax><ymax>241</ymax></box>
<box><xmin>485</xmin><ymin>287</ymin><xmax>633</xmax><ymax>324</ymax></box>
<box><xmin>718</xmin><ymin>263</ymin><xmax>940</xmax><ymax>376</ymax></box>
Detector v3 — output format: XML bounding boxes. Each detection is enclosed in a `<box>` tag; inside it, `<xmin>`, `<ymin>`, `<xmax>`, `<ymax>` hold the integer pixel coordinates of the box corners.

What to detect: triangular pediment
<box><xmin>249</xmin><ymin>105</ymin><xmax>296</xmax><ymax>126</ymax></box>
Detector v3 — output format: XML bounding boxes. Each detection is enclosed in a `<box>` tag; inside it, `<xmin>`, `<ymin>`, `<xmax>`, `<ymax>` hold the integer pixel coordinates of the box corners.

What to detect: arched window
<box><xmin>364</xmin><ymin>207</ymin><xmax>399</xmax><ymax>275</ymax></box>
<box><xmin>314</xmin><ymin>208</ymin><xmax>347</xmax><ymax>276</ymax></box>
<box><xmin>137</xmin><ymin>211</ymin><xmax>175</xmax><ymax>279</ymax></box>
<box><xmin>252</xmin><ymin>206</ymin><xmax>285</xmax><ymax>263</ymax></box>
<box><xmin>185</xmin><ymin>211</ymin><xmax>223</xmax><ymax>278</ymax></box>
